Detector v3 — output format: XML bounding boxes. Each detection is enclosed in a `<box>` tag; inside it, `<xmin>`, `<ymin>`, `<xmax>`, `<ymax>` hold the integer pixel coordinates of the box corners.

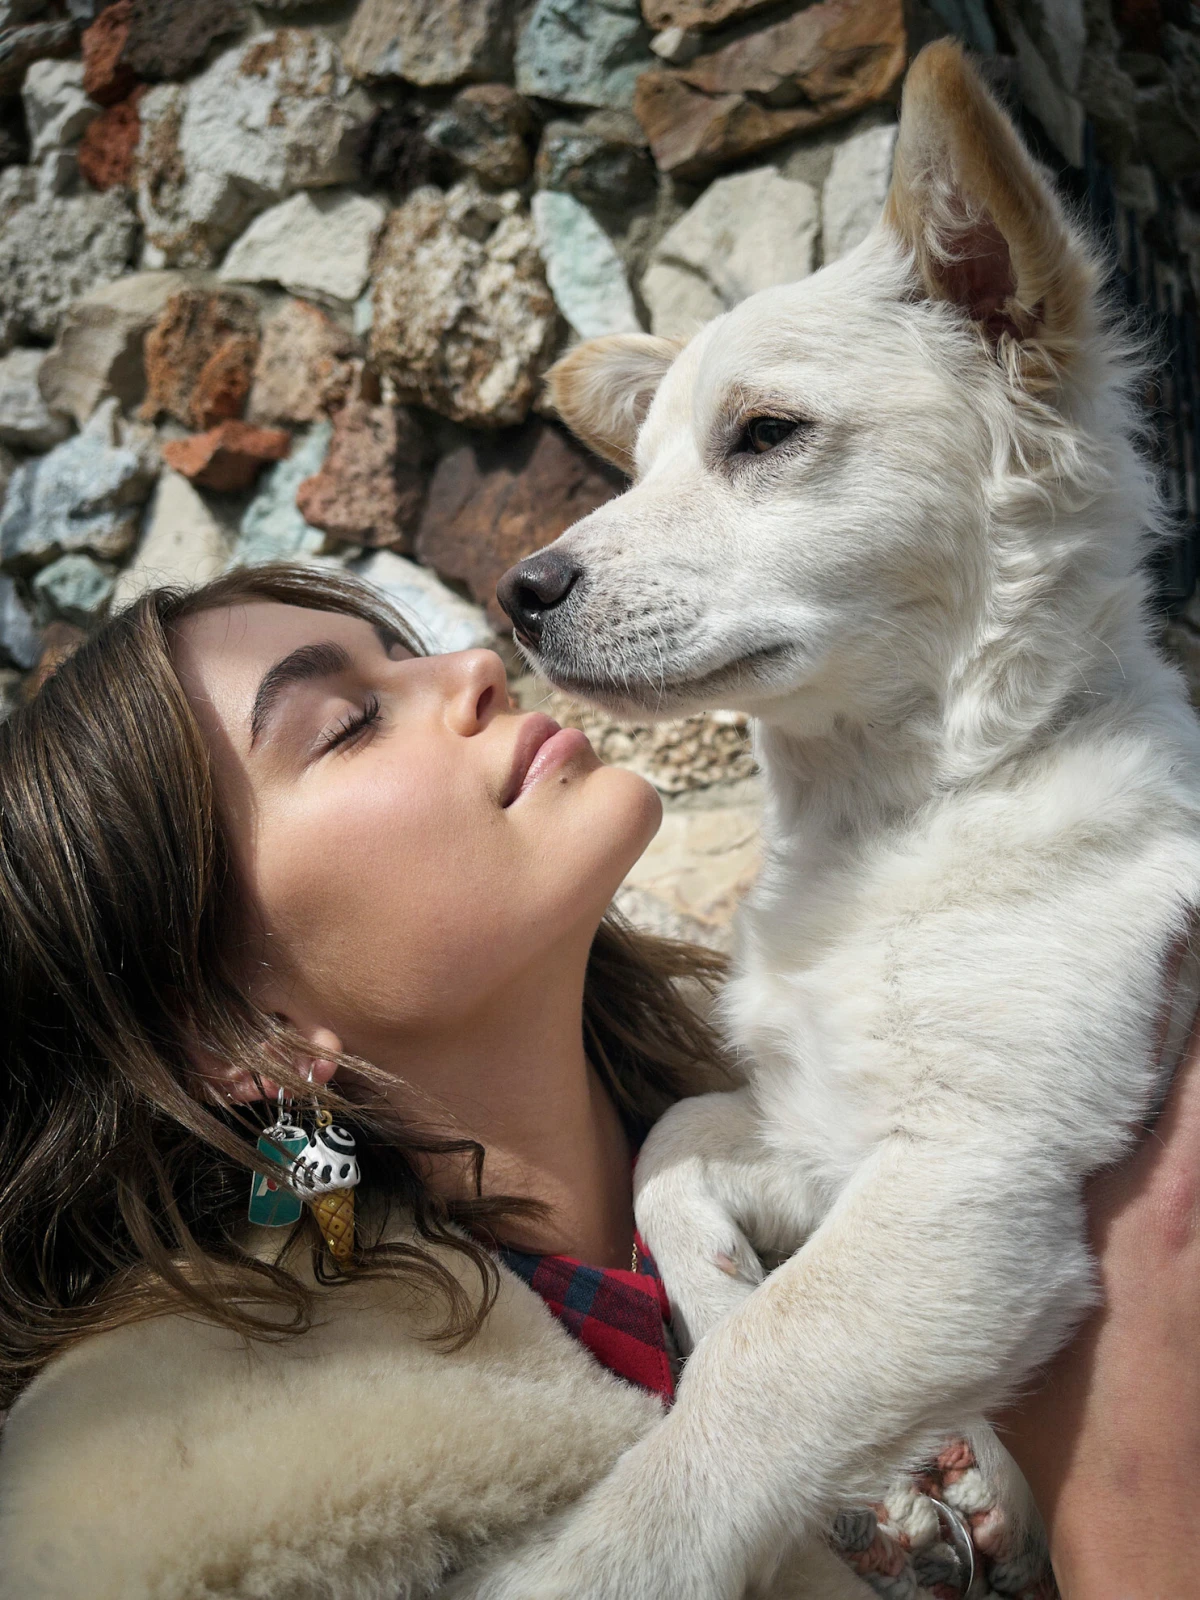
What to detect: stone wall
<box><xmin>0</xmin><ymin>0</ymin><xmax>1197</xmax><ymax>947</ymax></box>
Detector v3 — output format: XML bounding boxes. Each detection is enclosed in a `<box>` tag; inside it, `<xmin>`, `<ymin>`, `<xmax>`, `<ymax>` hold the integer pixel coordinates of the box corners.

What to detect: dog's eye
<box><xmin>741</xmin><ymin>417</ymin><xmax>798</xmax><ymax>454</ymax></box>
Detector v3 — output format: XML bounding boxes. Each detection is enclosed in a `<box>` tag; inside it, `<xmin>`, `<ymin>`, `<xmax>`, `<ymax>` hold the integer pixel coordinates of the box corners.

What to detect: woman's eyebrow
<box><xmin>249</xmin><ymin>641</ymin><xmax>353</xmax><ymax>748</ymax></box>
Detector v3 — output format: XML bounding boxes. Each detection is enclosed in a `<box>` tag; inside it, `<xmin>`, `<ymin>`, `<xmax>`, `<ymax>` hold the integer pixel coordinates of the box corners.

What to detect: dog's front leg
<box><xmin>635</xmin><ymin>1088</ymin><xmax>820</xmax><ymax>1352</ymax></box>
<box><xmin>448</xmin><ymin>1135</ymin><xmax>1093</xmax><ymax>1600</ymax></box>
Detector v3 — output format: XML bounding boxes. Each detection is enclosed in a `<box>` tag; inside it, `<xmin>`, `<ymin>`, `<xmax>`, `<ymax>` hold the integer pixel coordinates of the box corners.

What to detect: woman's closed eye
<box><xmin>319</xmin><ymin>693</ymin><xmax>382</xmax><ymax>756</ymax></box>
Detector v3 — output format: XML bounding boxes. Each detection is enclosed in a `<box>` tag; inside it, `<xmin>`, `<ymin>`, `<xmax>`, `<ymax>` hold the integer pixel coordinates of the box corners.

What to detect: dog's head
<box><xmin>499</xmin><ymin>42</ymin><xmax>1122</xmax><ymax>728</ymax></box>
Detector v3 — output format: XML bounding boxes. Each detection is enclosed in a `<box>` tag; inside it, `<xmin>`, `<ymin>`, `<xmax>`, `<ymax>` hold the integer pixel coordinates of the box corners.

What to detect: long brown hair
<box><xmin>0</xmin><ymin>564</ymin><xmax>728</xmax><ymax>1408</ymax></box>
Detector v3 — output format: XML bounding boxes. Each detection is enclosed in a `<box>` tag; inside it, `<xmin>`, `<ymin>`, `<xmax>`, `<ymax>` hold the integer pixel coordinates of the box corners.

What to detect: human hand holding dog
<box><xmin>999</xmin><ymin>1027</ymin><xmax>1200</xmax><ymax>1599</ymax></box>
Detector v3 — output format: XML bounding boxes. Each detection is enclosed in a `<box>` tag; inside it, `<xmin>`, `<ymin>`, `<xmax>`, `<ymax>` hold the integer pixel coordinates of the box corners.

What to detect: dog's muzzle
<box><xmin>495</xmin><ymin>550</ymin><xmax>581</xmax><ymax>648</ymax></box>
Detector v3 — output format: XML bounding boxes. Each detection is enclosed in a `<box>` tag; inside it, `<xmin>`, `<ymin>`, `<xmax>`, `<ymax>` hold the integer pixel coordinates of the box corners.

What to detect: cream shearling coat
<box><xmin>0</xmin><ymin>1222</ymin><xmax>871</xmax><ymax>1600</ymax></box>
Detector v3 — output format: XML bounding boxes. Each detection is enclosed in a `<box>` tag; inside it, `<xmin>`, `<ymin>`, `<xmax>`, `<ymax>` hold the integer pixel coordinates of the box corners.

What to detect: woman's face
<box><xmin>172</xmin><ymin>601</ymin><xmax>662</xmax><ymax>1056</ymax></box>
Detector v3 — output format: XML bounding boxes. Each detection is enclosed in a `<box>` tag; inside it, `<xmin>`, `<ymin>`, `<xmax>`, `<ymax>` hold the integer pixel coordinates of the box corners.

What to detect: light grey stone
<box><xmin>234</xmin><ymin>420</ymin><xmax>331</xmax><ymax>567</ymax></box>
<box><xmin>343</xmin><ymin>0</ymin><xmax>514</xmax><ymax>87</ymax></box>
<box><xmin>641</xmin><ymin>167</ymin><xmax>818</xmax><ymax>338</ymax></box>
<box><xmin>353</xmin><ymin>549</ymin><xmax>497</xmax><ymax>655</ymax></box>
<box><xmin>0</xmin><ymin>401</ymin><xmax>157</xmax><ymax>573</ymax></box>
<box><xmin>0</xmin><ymin>572</ymin><xmax>37</xmax><ymax>668</ymax></box>
<box><xmin>516</xmin><ymin>0</ymin><xmax>655</xmax><ymax>111</ymax></box>
<box><xmin>218</xmin><ymin>190</ymin><xmax>386</xmax><ymax>306</ymax></box>
<box><xmin>532</xmin><ymin>190</ymin><xmax>640</xmax><ymax>339</ymax></box>
<box><xmin>370</xmin><ymin>182</ymin><xmax>558</xmax><ymax>427</ymax></box>
<box><xmin>112</xmin><ymin>469</ymin><xmax>229</xmax><ymax>609</ymax></box>
<box><xmin>648</xmin><ymin>26</ymin><xmax>701</xmax><ymax>65</ymax></box>
<box><xmin>135</xmin><ymin>31</ymin><xmax>374</xmax><ymax>267</ymax></box>
<box><xmin>0</xmin><ymin>347</ymin><xmax>70</xmax><ymax>450</ymax></box>
<box><xmin>32</xmin><ymin>551</ymin><xmax>115</xmax><ymax>626</ymax></box>
<box><xmin>35</xmin><ymin>146</ymin><xmax>77</xmax><ymax>197</ymax></box>
<box><xmin>0</xmin><ymin>18</ymin><xmax>75</xmax><ymax>98</ymax></box>
<box><xmin>1004</xmin><ymin>9</ymin><xmax>1084</xmax><ymax>166</ymax></box>
<box><xmin>22</xmin><ymin>57</ymin><xmax>98</xmax><ymax>161</ymax></box>
<box><xmin>38</xmin><ymin>270</ymin><xmax>188</xmax><ymax>428</ymax></box>
<box><xmin>614</xmin><ymin>792</ymin><xmax>762</xmax><ymax>952</ymax></box>
<box><xmin>0</xmin><ymin>186</ymin><xmax>137</xmax><ymax>351</ymax></box>
<box><xmin>821</xmin><ymin>122</ymin><xmax>896</xmax><ymax>264</ymax></box>
<box><xmin>0</xmin><ymin>442</ymin><xmax>14</xmax><ymax>504</ymax></box>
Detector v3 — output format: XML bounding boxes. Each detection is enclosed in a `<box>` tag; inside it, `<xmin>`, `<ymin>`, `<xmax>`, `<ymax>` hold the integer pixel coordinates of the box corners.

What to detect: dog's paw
<box><xmin>637</xmin><ymin>1173</ymin><xmax>765</xmax><ymax>1352</ymax></box>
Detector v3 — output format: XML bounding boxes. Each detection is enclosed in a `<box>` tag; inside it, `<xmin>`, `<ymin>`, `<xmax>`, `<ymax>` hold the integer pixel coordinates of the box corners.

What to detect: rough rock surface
<box><xmin>617</xmin><ymin>787</ymin><xmax>762</xmax><ymax>950</ymax></box>
<box><xmin>510</xmin><ymin>676</ymin><xmax>762</xmax><ymax>950</ymax></box>
<box><xmin>535</xmin><ymin>116</ymin><xmax>656</xmax><ymax>210</ymax></box>
<box><xmin>246</xmin><ymin>298</ymin><xmax>358</xmax><ymax>426</ymax></box>
<box><xmin>0</xmin><ymin>401</ymin><xmax>156</xmax><ymax>573</ymax></box>
<box><xmin>141</xmin><ymin>288</ymin><xmax>260</xmax><ymax>431</ymax></box>
<box><xmin>112</xmin><ymin>467</ymin><xmax>227</xmax><ymax>606</ymax></box>
<box><xmin>0</xmin><ymin>348</ymin><xmax>70</xmax><ymax>450</ymax></box>
<box><xmin>424</xmin><ymin>84</ymin><xmax>533</xmax><ymax>187</ymax></box>
<box><xmin>0</xmin><ymin>572</ymin><xmax>38</xmax><ymax>669</ymax></box>
<box><xmin>416</xmin><ymin>419</ymin><xmax>621</xmax><ymax>626</ymax></box>
<box><xmin>0</xmin><ymin>183</ymin><xmax>137</xmax><ymax>350</ymax></box>
<box><xmin>39</xmin><ymin>269</ymin><xmax>184</xmax><ymax>427</ymax></box>
<box><xmin>354</xmin><ymin>548</ymin><xmax>497</xmax><ymax>654</ymax></box>
<box><xmin>121</xmin><ymin>0</ymin><xmax>246</xmax><ymax>83</ymax></box>
<box><xmin>77</xmin><ymin>86</ymin><xmax>142</xmax><ymax>189</ymax></box>
<box><xmin>344</xmin><ymin>0</ymin><xmax>514</xmax><ymax>87</ymax></box>
<box><xmin>218</xmin><ymin>190</ymin><xmax>386</xmax><ymax>305</ymax></box>
<box><xmin>532</xmin><ymin>189</ymin><xmax>640</xmax><ymax>339</ymax></box>
<box><xmin>516</xmin><ymin>0</ymin><xmax>655</xmax><ymax>110</ymax></box>
<box><xmin>821</xmin><ymin>118</ymin><xmax>896</xmax><ymax>261</ymax></box>
<box><xmin>32</xmin><ymin>550</ymin><xmax>115</xmax><ymax>624</ymax></box>
<box><xmin>80</xmin><ymin>0</ymin><xmax>136</xmax><ymax>104</ymax></box>
<box><xmin>0</xmin><ymin>20</ymin><xmax>77</xmax><ymax>97</ymax></box>
<box><xmin>531</xmin><ymin>682</ymin><xmax>757</xmax><ymax>793</ymax></box>
<box><xmin>634</xmin><ymin>0</ymin><xmax>907</xmax><ymax>177</ymax></box>
<box><xmin>642</xmin><ymin>0</ymin><xmax>776</xmax><ymax>30</ymax></box>
<box><xmin>370</xmin><ymin>182</ymin><xmax>557</xmax><ymax>428</ymax></box>
<box><xmin>161</xmin><ymin>420</ymin><xmax>291</xmax><ymax>493</ymax></box>
<box><xmin>135</xmin><ymin>30</ymin><xmax>373</xmax><ymax>266</ymax></box>
<box><xmin>234</xmin><ymin>420</ymin><xmax>330</xmax><ymax>565</ymax></box>
<box><xmin>642</xmin><ymin>166</ymin><xmax>817</xmax><ymax>335</ymax></box>
<box><xmin>22</xmin><ymin>57</ymin><xmax>98</xmax><ymax>160</ymax></box>
<box><xmin>296</xmin><ymin>399</ymin><xmax>428</xmax><ymax>550</ymax></box>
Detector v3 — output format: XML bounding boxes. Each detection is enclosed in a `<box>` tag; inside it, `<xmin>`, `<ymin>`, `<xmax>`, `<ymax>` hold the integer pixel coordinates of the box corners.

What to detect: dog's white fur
<box><xmin>452</xmin><ymin>41</ymin><xmax>1200</xmax><ymax>1600</ymax></box>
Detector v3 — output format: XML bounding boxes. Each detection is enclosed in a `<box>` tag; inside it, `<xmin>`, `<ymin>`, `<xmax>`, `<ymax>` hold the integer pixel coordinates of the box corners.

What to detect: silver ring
<box><xmin>928</xmin><ymin>1497</ymin><xmax>976</xmax><ymax>1595</ymax></box>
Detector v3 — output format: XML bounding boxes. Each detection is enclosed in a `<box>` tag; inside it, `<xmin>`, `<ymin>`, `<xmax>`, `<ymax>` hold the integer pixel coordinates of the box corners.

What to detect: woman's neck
<box><xmin>365</xmin><ymin>979</ymin><xmax>636</xmax><ymax>1269</ymax></box>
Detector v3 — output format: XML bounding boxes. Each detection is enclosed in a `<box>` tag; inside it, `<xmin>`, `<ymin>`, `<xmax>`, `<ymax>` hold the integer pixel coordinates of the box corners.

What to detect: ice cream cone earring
<box><xmin>291</xmin><ymin>1110</ymin><xmax>360</xmax><ymax>1262</ymax></box>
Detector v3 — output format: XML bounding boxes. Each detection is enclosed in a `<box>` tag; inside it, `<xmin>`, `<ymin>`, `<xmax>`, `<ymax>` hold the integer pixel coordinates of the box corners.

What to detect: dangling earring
<box><xmin>247</xmin><ymin>1086</ymin><xmax>308</xmax><ymax>1228</ymax></box>
<box><xmin>292</xmin><ymin>1108</ymin><xmax>360</xmax><ymax>1263</ymax></box>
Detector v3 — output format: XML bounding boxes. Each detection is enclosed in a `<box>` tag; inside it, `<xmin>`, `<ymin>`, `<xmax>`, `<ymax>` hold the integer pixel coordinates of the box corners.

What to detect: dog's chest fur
<box><xmin>724</xmin><ymin>694</ymin><xmax>1200</xmax><ymax>1210</ymax></box>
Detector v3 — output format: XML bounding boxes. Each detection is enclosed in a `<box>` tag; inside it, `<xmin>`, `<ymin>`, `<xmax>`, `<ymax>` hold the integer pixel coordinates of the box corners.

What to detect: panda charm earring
<box><xmin>291</xmin><ymin>1111</ymin><xmax>360</xmax><ymax>1262</ymax></box>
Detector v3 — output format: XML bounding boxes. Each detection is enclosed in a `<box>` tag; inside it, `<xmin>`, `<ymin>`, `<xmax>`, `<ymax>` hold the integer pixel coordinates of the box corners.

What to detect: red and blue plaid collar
<box><xmin>500</xmin><ymin>1231</ymin><xmax>676</xmax><ymax>1404</ymax></box>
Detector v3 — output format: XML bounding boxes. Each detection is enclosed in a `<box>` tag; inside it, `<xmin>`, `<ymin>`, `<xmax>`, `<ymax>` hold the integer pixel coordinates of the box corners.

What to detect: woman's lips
<box><xmin>503</xmin><ymin>715</ymin><xmax>592</xmax><ymax>806</ymax></box>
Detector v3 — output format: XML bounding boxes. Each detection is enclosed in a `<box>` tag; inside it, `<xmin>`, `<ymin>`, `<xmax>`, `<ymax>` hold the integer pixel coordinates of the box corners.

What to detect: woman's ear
<box><xmin>546</xmin><ymin>333</ymin><xmax>684</xmax><ymax>475</ymax></box>
<box><xmin>882</xmin><ymin>38</ymin><xmax>1097</xmax><ymax>392</ymax></box>
<box><xmin>185</xmin><ymin>1022</ymin><xmax>344</xmax><ymax>1107</ymax></box>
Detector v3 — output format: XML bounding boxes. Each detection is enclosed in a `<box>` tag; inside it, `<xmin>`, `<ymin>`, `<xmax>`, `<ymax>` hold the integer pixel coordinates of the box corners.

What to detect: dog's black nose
<box><xmin>496</xmin><ymin>550</ymin><xmax>581</xmax><ymax>642</ymax></box>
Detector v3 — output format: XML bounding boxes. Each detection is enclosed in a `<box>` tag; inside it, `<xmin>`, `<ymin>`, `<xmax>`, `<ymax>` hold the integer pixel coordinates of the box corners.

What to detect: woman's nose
<box><xmin>443</xmin><ymin>649</ymin><xmax>509</xmax><ymax>735</ymax></box>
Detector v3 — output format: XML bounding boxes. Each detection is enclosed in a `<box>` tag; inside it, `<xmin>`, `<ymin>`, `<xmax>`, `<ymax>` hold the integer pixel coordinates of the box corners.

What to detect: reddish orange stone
<box><xmin>162</xmin><ymin>421</ymin><xmax>291</xmax><ymax>494</ymax></box>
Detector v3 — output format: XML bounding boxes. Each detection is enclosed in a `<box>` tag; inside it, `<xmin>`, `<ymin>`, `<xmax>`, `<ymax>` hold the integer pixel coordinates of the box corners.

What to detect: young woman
<box><xmin>0</xmin><ymin>562</ymin><xmax>1195</xmax><ymax>1599</ymax></box>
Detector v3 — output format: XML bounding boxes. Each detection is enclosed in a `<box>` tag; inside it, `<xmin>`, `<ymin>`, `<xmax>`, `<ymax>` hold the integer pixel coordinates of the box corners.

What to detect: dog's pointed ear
<box><xmin>883</xmin><ymin>40</ymin><xmax>1096</xmax><ymax>391</ymax></box>
<box><xmin>545</xmin><ymin>333</ymin><xmax>684</xmax><ymax>475</ymax></box>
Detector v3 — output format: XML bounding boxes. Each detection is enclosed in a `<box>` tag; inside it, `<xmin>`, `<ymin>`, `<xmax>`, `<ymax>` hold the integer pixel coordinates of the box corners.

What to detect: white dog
<box><xmin>460</xmin><ymin>40</ymin><xmax>1200</xmax><ymax>1600</ymax></box>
